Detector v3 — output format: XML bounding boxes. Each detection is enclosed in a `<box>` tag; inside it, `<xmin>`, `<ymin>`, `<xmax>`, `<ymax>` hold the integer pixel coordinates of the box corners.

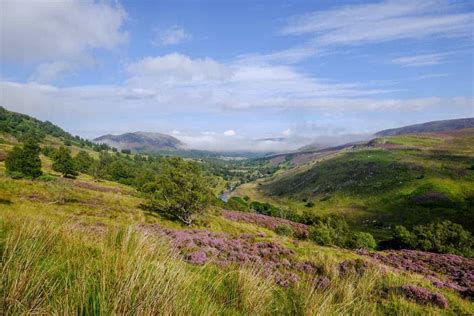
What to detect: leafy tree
<box><xmin>5</xmin><ymin>138</ymin><xmax>42</xmax><ymax>178</ymax></box>
<box><xmin>144</xmin><ymin>157</ymin><xmax>211</xmax><ymax>225</ymax></box>
<box><xmin>74</xmin><ymin>151</ymin><xmax>94</xmax><ymax>173</ymax></box>
<box><xmin>106</xmin><ymin>160</ymin><xmax>135</xmax><ymax>184</ymax></box>
<box><xmin>52</xmin><ymin>146</ymin><xmax>78</xmax><ymax>178</ymax></box>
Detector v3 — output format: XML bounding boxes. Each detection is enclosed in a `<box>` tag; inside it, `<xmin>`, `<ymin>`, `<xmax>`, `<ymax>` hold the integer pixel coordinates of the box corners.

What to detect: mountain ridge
<box><xmin>375</xmin><ymin>117</ymin><xmax>474</xmax><ymax>136</ymax></box>
<box><xmin>94</xmin><ymin>131</ymin><xmax>185</xmax><ymax>152</ymax></box>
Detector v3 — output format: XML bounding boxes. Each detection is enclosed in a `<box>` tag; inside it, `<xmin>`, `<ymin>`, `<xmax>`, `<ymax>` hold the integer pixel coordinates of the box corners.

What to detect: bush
<box><xmin>226</xmin><ymin>196</ymin><xmax>249</xmax><ymax>212</ymax></box>
<box><xmin>275</xmin><ymin>224</ymin><xmax>294</xmax><ymax>237</ymax></box>
<box><xmin>37</xmin><ymin>174</ymin><xmax>57</xmax><ymax>182</ymax></box>
<box><xmin>391</xmin><ymin>221</ymin><xmax>473</xmax><ymax>257</ymax></box>
<box><xmin>5</xmin><ymin>138</ymin><xmax>42</xmax><ymax>178</ymax></box>
<box><xmin>144</xmin><ymin>157</ymin><xmax>211</xmax><ymax>226</ymax></box>
<box><xmin>309</xmin><ymin>225</ymin><xmax>333</xmax><ymax>246</ymax></box>
<box><xmin>305</xmin><ymin>201</ymin><xmax>315</xmax><ymax>208</ymax></box>
<box><xmin>348</xmin><ymin>232</ymin><xmax>377</xmax><ymax>250</ymax></box>
<box><xmin>308</xmin><ymin>216</ymin><xmax>355</xmax><ymax>248</ymax></box>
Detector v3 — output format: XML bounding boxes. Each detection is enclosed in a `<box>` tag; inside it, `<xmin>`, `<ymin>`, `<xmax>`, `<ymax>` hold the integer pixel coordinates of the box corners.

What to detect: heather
<box><xmin>400</xmin><ymin>285</ymin><xmax>449</xmax><ymax>309</ymax></box>
<box><xmin>223</xmin><ymin>210</ymin><xmax>309</xmax><ymax>238</ymax></box>
<box><xmin>364</xmin><ymin>249</ymin><xmax>474</xmax><ymax>297</ymax></box>
<box><xmin>140</xmin><ymin>223</ymin><xmax>317</xmax><ymax>286</ymax></box>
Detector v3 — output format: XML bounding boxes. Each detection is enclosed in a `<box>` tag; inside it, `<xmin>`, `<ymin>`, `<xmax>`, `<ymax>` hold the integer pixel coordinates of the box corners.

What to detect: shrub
<box><xmin>37</xmin><ymin>174</ymin><xmax>56</xmax><ymax>182</ymax></box>
<box><xmin>5</xmin><ymin>138</ymin><xmax>42</xmax><ymax>178</ymax></box>
<box><xmin>275</xmin><ymin>224</ymin><xmax>294</xmax><ymax>237</ymax></box>
<box><xmin>308</xmin><ymin>216</ymin><xmax>356</xmax><ymax>248</ymax></box>
<box><xmin>227</xmin><ymin>196</ymin><xmax>249</xmax><ymax>211</ymax></box>
<box><xmin>305</xmin><ymin>201</ymin><xmax>315</xmax><ymax>208</ymax></box>
<box><xmin>309</xmin><ymin>225</ymin><xmax>334</xmax><ymax>246</ymax></box>
<box><xmin>144</xmin><ymin>157</ymin><xmax>211</xmax><ymax>225</ymax></box>
<box><xmin>348</xmin><ymin>232</ymin><xmax>377</xmax><ymax>250</ymax></box>
<box><xmin>121</xmin><ymin>149</ymin><xmax>131</xmax><ymax>154</ymax></box>
<box><xmin>391</xmin><ymin>221</ymin><xmax>473</xmax><ymax>257</ymax></box>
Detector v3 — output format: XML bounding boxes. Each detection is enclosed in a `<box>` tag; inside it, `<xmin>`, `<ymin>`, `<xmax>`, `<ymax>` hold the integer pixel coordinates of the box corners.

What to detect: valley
<box><xmin>1</xmin><ymin>107</ymin><xmax>473</xmax><ymax>314</ymax></box>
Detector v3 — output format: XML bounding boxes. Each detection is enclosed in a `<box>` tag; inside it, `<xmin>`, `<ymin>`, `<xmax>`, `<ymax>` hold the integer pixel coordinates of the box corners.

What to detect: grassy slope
<box><xmin>234</xmin><ymin>129</ymin><xmax>474</xmax><ymax>239</ymax></box>
<box><xmin>1</xmin><ymin>135</ymin><xmax>473</xmax><ymax>314</ymax></box>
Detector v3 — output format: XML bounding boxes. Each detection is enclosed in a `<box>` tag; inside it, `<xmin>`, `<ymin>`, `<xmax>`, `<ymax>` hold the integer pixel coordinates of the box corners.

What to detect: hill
<box><xmin>0</xmin><ymin>106</ymin><xmax>73</xmax><ymax>141</ymax></box>
<box><xmin>375</xmin><ymin>118</ymin><xmax>474</xmax><ymax>136</ymax></box>
<box><xmin>234</xmin><ymin>129</ymin><xmax>474</xmax><ymax>238</ymax></box>
<box><xmin>94</xmin><ymin>131</ymin><xmax>185</xmax><ymax>152</ymax></box>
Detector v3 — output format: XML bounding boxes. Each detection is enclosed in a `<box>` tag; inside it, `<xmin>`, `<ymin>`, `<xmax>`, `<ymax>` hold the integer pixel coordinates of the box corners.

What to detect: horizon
<box><xmin>1</xmin><ymin>0</ymin><xmax>473</xmax><ymax>152</ymax></box>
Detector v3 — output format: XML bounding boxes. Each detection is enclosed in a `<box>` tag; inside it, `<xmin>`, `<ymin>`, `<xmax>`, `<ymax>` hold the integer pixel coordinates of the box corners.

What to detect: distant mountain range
<box><xmin>375</xmin><ymin>118</ymin><xmax>474</xmax><ymax>136</ymax></box>
<box><xmin>94</xmin><ymin>132</ymin><xmax>185</xmax><ymax>152</ymax></box>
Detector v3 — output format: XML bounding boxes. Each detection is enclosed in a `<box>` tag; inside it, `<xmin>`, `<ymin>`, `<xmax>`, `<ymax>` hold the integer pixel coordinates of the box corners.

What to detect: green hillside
<box><xmin>237</xmin><ymin>129</ymin><xmax>474</xmax><ymax>238</ymax></box>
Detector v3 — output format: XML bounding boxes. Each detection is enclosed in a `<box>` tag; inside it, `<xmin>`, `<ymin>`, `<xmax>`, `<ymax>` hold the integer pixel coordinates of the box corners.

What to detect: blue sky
<box><xmin>1</xmin><ymin>0</ymin><xmax>473</xmax><ymax>151</ymax></box>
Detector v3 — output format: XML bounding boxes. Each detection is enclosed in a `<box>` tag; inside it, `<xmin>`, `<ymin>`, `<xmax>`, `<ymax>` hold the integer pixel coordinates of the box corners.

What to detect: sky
<box><xmin>0</xmin><ymin>0</ymin><xmax>473</xmax><ymax>152</ymax></box>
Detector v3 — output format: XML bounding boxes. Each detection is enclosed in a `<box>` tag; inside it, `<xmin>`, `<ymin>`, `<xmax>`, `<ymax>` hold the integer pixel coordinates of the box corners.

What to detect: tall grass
<box><xmin>2</xmin><ymin>214</ymin><xmax>466</xmax><ymax>315</ymax></box>
<box><xmin>0</xmin><ymin>216</ymin><xmax>200</xmax><ymax>314</ymax></box>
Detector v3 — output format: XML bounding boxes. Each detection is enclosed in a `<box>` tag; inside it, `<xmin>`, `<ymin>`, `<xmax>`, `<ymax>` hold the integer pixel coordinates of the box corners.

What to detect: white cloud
<box><xmin>281</xmin><ymin>1</ymin><xmax>473</xmax><ymax>47</ymax></box>
<box><xmin>392</xmin><ymin>53</ymin><xmax>449</xmax><ymax>67</ymax></box>
<box><xmin>282</xmin><ymin>129</ymin><xmax>291</xmax><ymax>136</ymax></box>
<box><xmin>127</xmin><ymin>53</ymin><xmax>233</xmax><ymax>82</ymax></box>
<box><xmin>0</xmin><ymin>0</ymin><xmax>128</xmax><ymax>63</ymax></box>
<box><xmin>153</xmin><ymin>25</ymin><xmax>191</xmax><ymax>46</ymax></box>
<box><xmin>173</xmin><ymin>131</ymin><xmax>308</xmax><ymax>152</ymax></box>
<box><xmin>29</xmin><ymin>61</ymin><xmax>79</xmax><ymax>83</ymax></box>
<box><xmin>223</xmin><ymin>130</ymin><xmax>236</xmax><ymax>136</ymax></box>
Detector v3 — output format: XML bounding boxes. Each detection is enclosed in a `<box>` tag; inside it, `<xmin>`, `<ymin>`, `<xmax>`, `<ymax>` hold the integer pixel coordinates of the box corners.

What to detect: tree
<box><xmin>74</xmin><ymin>150</ymin><xmax>94</xmax><ymax>173</ymax></box>
<box><xmin>52</xmin><ymin>146</ymin><xmax>78</xmax><ymax>178</ymax></box>
<box><xmin>5</xmin><ymin>138</ymin><xmax>42</xmax><ymax>178</ymax></box>
<box><xmin>144</xmin><ymin>157</ymin><xmax>211</xmax><ymax>225</ymax></box>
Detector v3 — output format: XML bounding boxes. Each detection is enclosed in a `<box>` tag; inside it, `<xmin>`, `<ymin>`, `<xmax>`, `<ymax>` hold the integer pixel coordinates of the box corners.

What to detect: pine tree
<box><xmin>52</xmin><ymin>146</ymin><xmax>78</xmax><ymax>178</ymax></box>
<box><xmin>5</xmin><ymin>138</ymin><xmax>42</xmax><ymax>178</ymax></box>
<box><xmin>74</xmin><ymin>150</ymin><xmax>94</xmax><ymax>173</ymax></box>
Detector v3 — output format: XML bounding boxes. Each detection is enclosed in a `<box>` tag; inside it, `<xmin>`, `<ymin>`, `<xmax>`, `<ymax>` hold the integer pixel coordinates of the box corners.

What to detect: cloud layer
<box><xmin>0</xmin><ymin>0</ymin><xmax>127</xmax><ymax>62</ymax></box>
